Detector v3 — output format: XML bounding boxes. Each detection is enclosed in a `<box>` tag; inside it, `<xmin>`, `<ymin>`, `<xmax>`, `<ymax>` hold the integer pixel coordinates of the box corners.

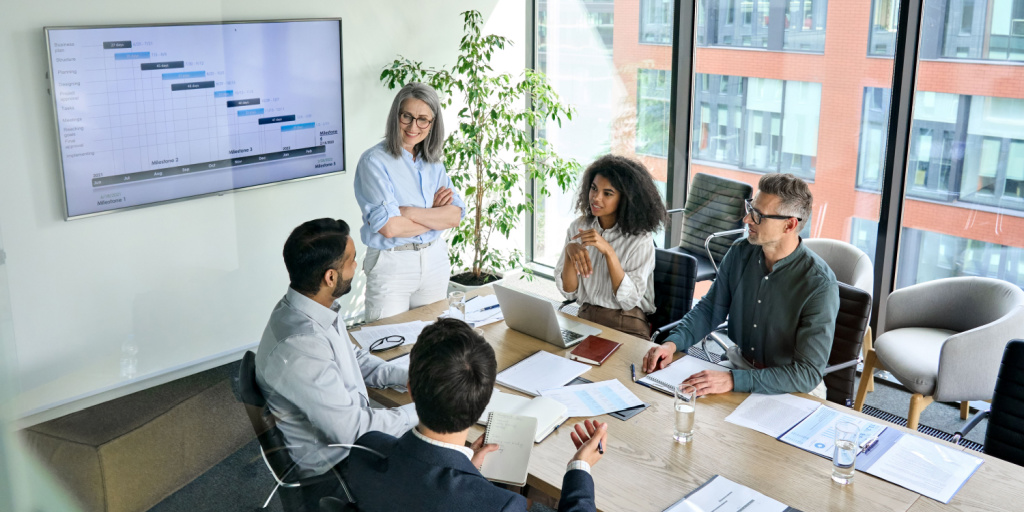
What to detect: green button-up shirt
<box><xmin>666</xmin><ymin>238</ymin><xmax>839</xmax><ymax>394</ymax></box>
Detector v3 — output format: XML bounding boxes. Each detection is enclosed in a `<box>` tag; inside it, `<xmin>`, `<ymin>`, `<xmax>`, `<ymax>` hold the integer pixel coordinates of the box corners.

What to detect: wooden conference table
<box><xmin>362</xmin><ymin>287</ymin><xmax>1024</xmax><ymax>512</ymax></box>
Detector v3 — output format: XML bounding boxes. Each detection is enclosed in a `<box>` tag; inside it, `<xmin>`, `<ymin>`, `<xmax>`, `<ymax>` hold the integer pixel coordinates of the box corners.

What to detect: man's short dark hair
<box><xmin>409</xmin><ymin>318</ymin><xmax>496</xmax><ymax>433</ymax></box>
<box><xmin>282</xmin><ymin>218</ymin><xmax>350</xmax><ymax>295</ymax></box>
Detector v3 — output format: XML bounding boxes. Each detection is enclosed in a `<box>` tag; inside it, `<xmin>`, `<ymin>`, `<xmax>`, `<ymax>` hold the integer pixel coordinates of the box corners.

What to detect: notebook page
<box><xmin>479</xmin><ymin>412</ymin><xmax>537</xmax><ymax>486</ymax></box>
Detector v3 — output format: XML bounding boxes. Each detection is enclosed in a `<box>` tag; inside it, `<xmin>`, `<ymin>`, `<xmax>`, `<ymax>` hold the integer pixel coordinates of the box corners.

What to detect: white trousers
<box><xmin>363</xmin><ymin>240</ymin><xmax>451</xmax><ymax>323</ymax></box>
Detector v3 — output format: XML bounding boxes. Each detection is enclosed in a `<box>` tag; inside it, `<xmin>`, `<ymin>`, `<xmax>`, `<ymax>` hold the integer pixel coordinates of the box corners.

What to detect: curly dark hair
<box><xmin>573</xmin><ymin>155</ymin><xmax>666</xmax><ymax>236</ymax></box>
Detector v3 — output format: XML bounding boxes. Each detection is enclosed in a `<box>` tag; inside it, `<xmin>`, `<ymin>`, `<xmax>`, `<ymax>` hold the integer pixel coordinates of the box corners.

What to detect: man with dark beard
<box><xmin>255</xmin><ymin>218</ymin><xmax>416</xmax><ymax>509</ymax></box>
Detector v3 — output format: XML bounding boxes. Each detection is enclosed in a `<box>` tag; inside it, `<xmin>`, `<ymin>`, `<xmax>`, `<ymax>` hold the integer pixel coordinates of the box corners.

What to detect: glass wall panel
<box><xmin>690</xmin><ymin>0</ymin><xmax>887</xmax><ymax>294</ymax></box>
<box><xmin>892</xmin><ymin>0</ymin><xmax>1024</xmax><ymax>289</ymax></box>
<box><xmin>534</xmin><ymin>0</ymin><xmax>673</xmax><ymax>266</ymax></box>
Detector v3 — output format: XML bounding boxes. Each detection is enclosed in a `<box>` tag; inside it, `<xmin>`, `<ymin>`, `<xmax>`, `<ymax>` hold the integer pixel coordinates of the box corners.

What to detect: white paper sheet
<box><xmin>724</xmin><ymin>393</ymin><xmax>821</xmax><ymax>437</ymax></box>
<box><xmin>439</xmin><ymin>294</ymin><xmax>505</xmax><ymax>327</ymax></box>
<box><xmin>349</xmin><ymin>320</ymin><xmax>430</xmax><ymax>349</ymax></box>
<box><xmin>862</xmin><ymin>434</ymin><xmax>983</xmax><ymax>504</ymax></box>
<box><xmin>778</xmin><ymin>405</ymin><xmax>886</xmax><ymax>458</ymax></box>
<box><xmin>665</xmin><ymin>475</ymin><xmax>789</xmax><ymax>512</ymax></box>
<box><xmin>496</xmin><ymin>351</ymin><xmax>591</xmax><ymax>396</ymax></box>
<box><xmin>637</xmin><ymin>355</ymin><xmax>726</xmax><ymax>394</ymax></box>
<box><xmin>539</xmin><ymin>379</ymin><xmax>644</xmax><ymax>417</ymax></box>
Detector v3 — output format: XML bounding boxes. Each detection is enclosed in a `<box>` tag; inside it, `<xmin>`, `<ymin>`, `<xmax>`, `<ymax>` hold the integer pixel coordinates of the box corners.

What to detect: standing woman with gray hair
<box><xmin>354</xmin><ymin>83</ymin><xmax>465</xmax><ymax>322</ymax></box>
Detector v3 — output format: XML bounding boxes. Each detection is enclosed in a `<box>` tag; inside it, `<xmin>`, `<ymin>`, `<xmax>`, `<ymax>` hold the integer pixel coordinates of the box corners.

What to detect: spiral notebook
<box><xmin>478</xmin><ymin>411</ymin><xmax>538</xmax><ymax>487</ymax></box>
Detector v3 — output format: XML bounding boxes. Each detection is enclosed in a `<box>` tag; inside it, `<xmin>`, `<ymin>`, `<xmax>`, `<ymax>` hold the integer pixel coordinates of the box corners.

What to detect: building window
<box><xmin>640</xmin><ymin>0</ymin><xmax>674</xmax><ymax>45</ymax></box>
<box><xmin>693</xmin><ymin>73</ymin><xmax>820</xmax><ymax>178</ymax></box>
<box><xmin>784</xmin><ymin>0</ymin><xmax>829</xmax><ymax>51</ymax></box>
<box><xmin>857</xmin><ymin>88</ymin><xmax>890</xmax><ymax>191</ymax></box>
<box><xmin>910</xmin><ymin>0</ymin><xmax>1024</xmax><ymax>62</ymax></box>
<box><xmin>698</xmin><ymin>0</ymin><xmax>827</xmax><ymax>52</ymax></box>
<box><xmin>868</xmin><ymin>0</ymin><xmax>900</xmax><ymax>56</ymax></box>
<box><xmin>636</xmin><ymin>69</ymin><xmax>672</xmax><ymax>157</ymax></box>
<box><xmin>960</xmin><ymin>95</ymin><xmax>1024</xmax><ymax>207</ymax></box>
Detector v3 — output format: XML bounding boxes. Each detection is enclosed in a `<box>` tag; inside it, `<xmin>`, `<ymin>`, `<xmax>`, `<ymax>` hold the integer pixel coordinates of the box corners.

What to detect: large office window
<box><xmin>893</xmin><ymin>0</ymin><xmax>1024</xmax><ymax>290</ymax></box>
<box><xmin>533</xmin><ymin>0</ymin><xmax>671</xmax><ymax>267</ymax></box>
<box><xmin>697</xmin><ymin>0</ymin><xmax>828</xmax><ymax>52</ymax></box>
<box><xmin>692</xmin><ymin>74</ymin><xmax>820</xmax><ymax>179</ymax></box>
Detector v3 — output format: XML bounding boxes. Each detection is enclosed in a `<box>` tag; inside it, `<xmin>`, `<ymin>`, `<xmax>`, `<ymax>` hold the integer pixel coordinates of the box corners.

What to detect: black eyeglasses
<box><xmin>744</xmin><ymin>199</ymin><xmax>802</xmax><ymax>225</ymax></box>
<box><xmin>399</xmin><ymin>111</ymin><xmax>433</xmax><ymax>129</ymax></box>
<box><xmin>368</xmin><ymin>335</ymin><xmax>405</xmax><ymax>352</ymax></box>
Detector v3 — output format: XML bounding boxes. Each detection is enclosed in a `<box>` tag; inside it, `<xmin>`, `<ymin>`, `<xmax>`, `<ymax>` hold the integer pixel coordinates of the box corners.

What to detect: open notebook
<box><xmin>477</xmin><ymin>389</ymin><xmax>568</xmax><ymax>443</ymax></box>
<box><xmin>637</xmin><ymin>355</ymin><xmax>725</xmax><ymax>395</ymax></box>
<box><xmin>479</xmin><ymin>412</ymin><xmax>537</xmax><ymax>487</ymax></box>
<box><xmin>495</xmin><ymin>350</ymin><xmax>590</xmax><ymax>396</ymax></box>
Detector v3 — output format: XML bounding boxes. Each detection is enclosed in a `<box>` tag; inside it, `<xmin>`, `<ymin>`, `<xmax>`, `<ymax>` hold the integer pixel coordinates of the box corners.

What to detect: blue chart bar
<box><xmin>281</xmin><ymin>123</ymin><xmax>315</xmax><ymax>132</ymax></box>
<box><xmin>214</xmin><ymin>90</ymin><xmax>234</xmax><ymax>98</ymax></box>
<box><xmin>162</xmin><ymin>71</ymin><xmax>207</xmax><ymax>80</ymax></box>
<box><xmin>114</xmin><ymin>52</ymin><xmax>151</xmax><ymax>60</ymax></box>
<box><xmin>237</xmin><ymin>108</ymin><xmax>265</xmax><ymax>117</ymax></box>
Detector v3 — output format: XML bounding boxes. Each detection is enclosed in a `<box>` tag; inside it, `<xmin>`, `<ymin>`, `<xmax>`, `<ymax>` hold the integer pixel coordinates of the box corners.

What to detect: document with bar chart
<box><xmin>46</xmin><ymin>20</ymin><xmax>345</xmax><ymax>218</ymax></box>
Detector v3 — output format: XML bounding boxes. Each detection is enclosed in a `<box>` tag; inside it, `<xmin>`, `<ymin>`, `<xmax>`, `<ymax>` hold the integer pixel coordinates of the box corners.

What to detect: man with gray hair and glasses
<box><xmin>643</xmin><ymin>173</ymin><xmax>839</xmax><ymax>398</ymax></box>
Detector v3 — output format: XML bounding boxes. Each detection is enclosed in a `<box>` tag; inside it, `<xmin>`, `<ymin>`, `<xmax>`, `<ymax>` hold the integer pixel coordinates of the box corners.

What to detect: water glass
<box><xmin>673</xmin><ymin>383</ymin><xmax>697</xmax><ymax>443</ymax></box>
<box><xmin>832</xmin><ymin>421</ymin><xmax>859</xmax><ymax>484</ymax></box>
<box><xmin>447</xmin><ymin>291</ymin><xmax>466</xmax><ymax>321</ymax></box>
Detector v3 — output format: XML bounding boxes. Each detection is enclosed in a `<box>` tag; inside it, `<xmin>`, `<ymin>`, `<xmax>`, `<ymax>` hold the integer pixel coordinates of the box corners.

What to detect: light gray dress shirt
<box><xmin>554</xmin><ymin>216</ymin><xmax>657</xmax><ymax>314</ymax></box>
<box><xmin>255</xmin><ymin>288</ymin><xmax>416</xmax><ymax>478</ymax></box>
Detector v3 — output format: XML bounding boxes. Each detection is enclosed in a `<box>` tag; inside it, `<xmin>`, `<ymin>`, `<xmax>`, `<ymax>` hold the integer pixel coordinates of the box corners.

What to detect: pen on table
<box><xmin>630</xmin><ymin>363</ymin><xmax>636</xmax><ymax>382</ymax></box>
<box><xmin>597</xmin><ymin>440</ymin><xmax>604</xmax><ymax>454</ymax></box>
<box><xmin>466</xmin><ymin>296</ymin><xmax>479</xmax><ymax>303</ymax></box>
<box><xmin>859</xmin><ymin>435</ymin><xmax>881</xmax><ymax>455</ymax></box>
<box><xmin>475</xmin><ymin>304</ymin><xmax>500</xmax><ymax>312</ymax></box>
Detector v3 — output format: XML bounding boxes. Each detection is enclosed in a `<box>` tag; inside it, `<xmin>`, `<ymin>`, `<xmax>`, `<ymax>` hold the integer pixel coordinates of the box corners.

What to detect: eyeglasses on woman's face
<box><xmin>399</xmin><ymin>111</ymin><xmax>433</xmax><ymax>129</ymax></box>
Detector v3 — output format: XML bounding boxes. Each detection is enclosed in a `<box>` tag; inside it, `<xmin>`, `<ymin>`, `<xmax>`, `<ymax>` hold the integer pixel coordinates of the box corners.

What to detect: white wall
<box><xmin>0</xmin><ymin>0</ymin><xmax>526</xmax><ymax>425</ymax></box>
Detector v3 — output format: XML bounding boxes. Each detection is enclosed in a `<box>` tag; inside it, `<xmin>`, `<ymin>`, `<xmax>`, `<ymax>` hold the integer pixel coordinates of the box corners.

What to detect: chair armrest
<box><xmin>704</xmin><ymin>228</ymin><xmax>746</xmax><ymax>273</ymax></box>
<box><xmin>952</xmin><ymin>410</ymin><xmax>990</xmax><ymax>445</ymax></box>
<box><xmin>558</xmin><ymin>299</ymin><xmax>576</xmax><ymax>312</ymax></box>
<box><xmin>823</xmin><ymin>359</ymin><xmax>860</xmax><ymax>375</ymax></box>
<box><xmin>651</xmin><ymin>319</ymin><xmax>684</xmax><ymax>343</ymax></box>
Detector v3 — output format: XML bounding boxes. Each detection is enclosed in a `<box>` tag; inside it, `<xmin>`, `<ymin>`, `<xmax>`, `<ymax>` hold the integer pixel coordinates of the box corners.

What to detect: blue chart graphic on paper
<box><xmin>574</xmin><ymin>388</ymin><xmax>630</xmax><ymax>415</ymax></box>
<box><xmin>48</xmin><ymin>21</ymin><xmax>344</xmax><ymax>217</ymax></box>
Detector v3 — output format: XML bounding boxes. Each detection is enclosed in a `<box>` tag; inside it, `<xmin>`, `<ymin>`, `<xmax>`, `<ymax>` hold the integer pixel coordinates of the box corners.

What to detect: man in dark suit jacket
<box><xmin>347</xmin><ymin>318</ymin><xmax>608</xmax><ymax>512</ymax></box>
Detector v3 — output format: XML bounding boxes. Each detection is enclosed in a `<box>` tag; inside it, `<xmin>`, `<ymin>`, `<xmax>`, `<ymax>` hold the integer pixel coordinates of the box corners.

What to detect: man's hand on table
<box><xmin>682</xmin><ymin>370</ymin><xmax>734</xmax><ymax>396</ymax></box>
<box><xmin>642</xmin><ymin>342</ymin><xmax>676</xmax><ymax>372</ymax></box>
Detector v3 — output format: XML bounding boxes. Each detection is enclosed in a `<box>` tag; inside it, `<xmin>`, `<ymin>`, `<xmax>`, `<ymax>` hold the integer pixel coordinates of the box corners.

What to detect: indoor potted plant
<box><xmin>380</xmin><ymin>10</ymin><xmax>580</xmax><ymax>289</ymax></box>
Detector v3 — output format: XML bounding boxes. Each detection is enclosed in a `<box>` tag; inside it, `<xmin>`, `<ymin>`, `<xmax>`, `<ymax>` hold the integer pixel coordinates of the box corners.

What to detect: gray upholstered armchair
<box><xmin>854</xmin><ymin>276</ymin><xmax>1024</xmax><ymax>430</ymax></box>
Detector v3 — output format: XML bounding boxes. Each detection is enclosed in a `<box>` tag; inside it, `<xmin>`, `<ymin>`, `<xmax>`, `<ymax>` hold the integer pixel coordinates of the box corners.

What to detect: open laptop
<box><xmin>493</xmin><ymin>284</ymin><xmax>601</xmax><ymax>348</ymax></box>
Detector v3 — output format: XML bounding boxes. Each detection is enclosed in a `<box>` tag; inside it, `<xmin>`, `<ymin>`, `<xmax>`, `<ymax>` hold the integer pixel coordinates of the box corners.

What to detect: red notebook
<box><xmin>569</xmin><ymin>335</ymin><xmax>622</xmax><ymax>366</ymax></box>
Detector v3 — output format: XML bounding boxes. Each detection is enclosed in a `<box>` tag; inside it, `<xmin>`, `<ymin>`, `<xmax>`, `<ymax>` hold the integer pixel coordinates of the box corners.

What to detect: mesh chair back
<box><xmin>678</xmin><ymin>173</ymin><xmax>752</xmax><ymax>265</ymax></box>
<box><xmin>649</xmin><ymin>248</ymin><xmax>698</xmax><ymax>342</ymax></box>
<box><xmin>985</xmin><ymin>339</ymin><xmax>1024</xmax><ymax>467</ymax></box>
<box><xmin>239</xmin><ymin>351</ymin><xmax>307</xmax><ymax>511</ymax></box>
<box><xmin>824</xmin><ymin>283</ymin><xmax>872</xmax><ymax>406</ymax></box>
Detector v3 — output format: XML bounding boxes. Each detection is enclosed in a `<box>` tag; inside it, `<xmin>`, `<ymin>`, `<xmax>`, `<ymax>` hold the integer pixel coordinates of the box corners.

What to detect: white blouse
<box><xmin>554</xmin><ymin>216</ymin><xmax>657</xmax><ymax>314</ymax></box>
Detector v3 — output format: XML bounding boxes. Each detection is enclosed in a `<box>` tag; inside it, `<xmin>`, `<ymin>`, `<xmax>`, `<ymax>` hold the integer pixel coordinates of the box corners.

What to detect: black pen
<box><xmin>630</xmin><ymin>363</ymin><xmax>636</xmax><ymax>382</ymax></box>
<box><xmin>597</xmin><ymin>440</ymin><xmax>604</xmax><ymax>454</ymax></box>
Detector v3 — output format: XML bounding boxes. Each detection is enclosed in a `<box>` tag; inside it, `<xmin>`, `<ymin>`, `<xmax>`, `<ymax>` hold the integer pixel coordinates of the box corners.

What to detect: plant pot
<box><xmin>447</xmin><ymin>271</ymin><xmax>504</xmax><ymax>294</ymax></box>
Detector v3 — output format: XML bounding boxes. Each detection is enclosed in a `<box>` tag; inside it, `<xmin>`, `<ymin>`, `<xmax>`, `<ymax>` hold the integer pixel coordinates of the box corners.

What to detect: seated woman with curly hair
<box><xmin>555</xmin><ymin>155</ymin><xmax>666</xmax><ymax>339</ymax></box>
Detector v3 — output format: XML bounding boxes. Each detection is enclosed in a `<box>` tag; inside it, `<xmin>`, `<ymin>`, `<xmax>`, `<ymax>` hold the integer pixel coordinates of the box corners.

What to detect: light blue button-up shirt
<box><xmin>353</xmin><ymin>141</ymin><xmax>466</xmax><ymax>250</ymax></box>
<box><xmin>255</xmin><ymin>288</ymin><xmax>416</xmax><ymax>477</ymax></box>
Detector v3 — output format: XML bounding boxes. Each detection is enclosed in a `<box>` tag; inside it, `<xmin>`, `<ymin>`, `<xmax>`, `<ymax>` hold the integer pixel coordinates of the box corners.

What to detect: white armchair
<box><xmin>854</xmin><ymin>277</ymin><xmax>1024</xmax><ymax>430</ymax></box>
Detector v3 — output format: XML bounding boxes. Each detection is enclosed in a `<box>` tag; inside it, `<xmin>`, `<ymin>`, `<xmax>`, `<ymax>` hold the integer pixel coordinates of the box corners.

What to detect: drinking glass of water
<box><xmin>447</xmin><ymin>291</ymin><xmax>466</xmax><ymax>321</ymax></box>
<box><xmin>832</xmin><ymin>421</ymin><xmax>859</xmax><ymax>484</ymax></box>
<box><xmin>673</xmin><ymin>383</ymin><xmax>697</xmax><ymax>443</ymax></box>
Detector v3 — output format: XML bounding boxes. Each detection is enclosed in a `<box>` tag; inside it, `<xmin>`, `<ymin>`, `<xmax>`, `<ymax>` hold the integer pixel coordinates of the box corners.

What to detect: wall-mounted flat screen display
<box><xmin>45</xmin><ymin>19</ymin><xmax>345</xmax><ymax>219</ymax></box>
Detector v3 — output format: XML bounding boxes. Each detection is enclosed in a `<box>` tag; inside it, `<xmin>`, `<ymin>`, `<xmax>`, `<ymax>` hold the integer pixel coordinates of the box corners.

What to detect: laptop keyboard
<box><xmin>560</xmin><ymin>329</ymin><xmax>584</xmax><ymax>344</ymax></box>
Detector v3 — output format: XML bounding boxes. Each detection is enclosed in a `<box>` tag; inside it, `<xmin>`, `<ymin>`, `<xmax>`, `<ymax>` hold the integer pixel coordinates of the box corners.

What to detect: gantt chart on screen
<box><xmin>48</xmin><ymin>21</ymin><xmax>344</xmax><ymax>217</ymax></box>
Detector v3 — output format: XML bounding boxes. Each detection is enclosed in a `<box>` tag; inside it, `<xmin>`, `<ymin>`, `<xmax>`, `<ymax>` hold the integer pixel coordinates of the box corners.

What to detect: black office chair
<box><xmin>822</xmin><ymin>282</ymin><xmax>872</xmax><ymax>406</ymax></box>
<box><xmin>237</xmin><ymin>351</ymin><xmax>342</xmax><ymax>512</ymax></box>
<box><xmin>669</xmin><ymin>173</ymin><xmax>752</xmax><ymax>283</ymax></box>
<box><xmin>952</xmin><ymin>339</ymin><xmax>1024</xmax><ymax>467</ymax></box>
<box><xmin>649</xmin><ymin>248</ymin><xmax>698</xmax><ymax>343</ymax></box>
